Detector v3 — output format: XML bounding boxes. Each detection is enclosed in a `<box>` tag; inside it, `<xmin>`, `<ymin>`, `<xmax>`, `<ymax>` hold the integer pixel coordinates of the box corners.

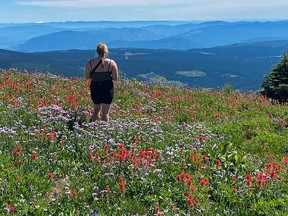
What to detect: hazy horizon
<box><xmin>2</xmin><ymin>18</ymin><xmax>288</xmax><ymax>25</ymax></box>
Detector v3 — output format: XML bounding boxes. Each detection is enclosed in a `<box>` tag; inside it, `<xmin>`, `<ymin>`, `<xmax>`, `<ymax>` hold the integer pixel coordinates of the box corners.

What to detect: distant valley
<box><xmin>1</xmin><ymin>20</ymin><xmax>288</xmax><ymax>90</ymax></box>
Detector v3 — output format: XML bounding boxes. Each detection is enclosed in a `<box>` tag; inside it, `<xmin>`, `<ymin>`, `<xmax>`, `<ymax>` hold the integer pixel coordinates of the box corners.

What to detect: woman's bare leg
<box><xmin>91</xmin><ymin>104</ymin><xmax>101</xmax><ymax>121</ymax></box>
<box><xmin>101</xmin><ymin>103</ymin><xmax>111</xmax><ymax>121</ymax></box>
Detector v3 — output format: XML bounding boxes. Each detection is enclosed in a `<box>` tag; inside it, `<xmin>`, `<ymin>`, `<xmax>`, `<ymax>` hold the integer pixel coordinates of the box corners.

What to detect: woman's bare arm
<box><xmin>85</xmin><ymin>61</ymin><xmax>92</xmax><ymax>79</ymax></box>
<box><xmin>111</xmin><ymin>60</ymin><xmax>119</xmax><ymax>81</ymax></box>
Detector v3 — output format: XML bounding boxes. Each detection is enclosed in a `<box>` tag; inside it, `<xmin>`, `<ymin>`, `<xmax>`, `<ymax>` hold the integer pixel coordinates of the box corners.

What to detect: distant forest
<box><xmin>1</xmin><ymin>39</ymin><xmax>288</xmax><ymax>91</ymax></box>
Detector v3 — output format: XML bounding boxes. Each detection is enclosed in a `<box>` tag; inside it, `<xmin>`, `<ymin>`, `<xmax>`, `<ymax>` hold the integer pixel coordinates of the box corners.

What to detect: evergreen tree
<box><xmin>261</xmin><ymin>52</ymin><xmax>288</xmax><ymax>103</ymax></box>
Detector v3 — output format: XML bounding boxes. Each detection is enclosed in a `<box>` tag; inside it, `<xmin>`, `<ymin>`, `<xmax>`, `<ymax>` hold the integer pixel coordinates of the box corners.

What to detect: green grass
<box><xmin>0</xmin><ymin>69</ymin><xmax>288</xmax><ymax>215</ymax></box>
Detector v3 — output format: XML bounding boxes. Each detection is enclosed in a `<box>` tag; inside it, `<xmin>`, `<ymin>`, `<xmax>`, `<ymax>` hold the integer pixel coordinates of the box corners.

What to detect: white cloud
<box><xmin>16</xmin><ymin>0</ymin><xmax>288</xmax><ymax>10</ymax></box>
<box><xmin>13</xmin><ymin>0</ymin><xmax>288</xmax><ymax>22</ymax></box>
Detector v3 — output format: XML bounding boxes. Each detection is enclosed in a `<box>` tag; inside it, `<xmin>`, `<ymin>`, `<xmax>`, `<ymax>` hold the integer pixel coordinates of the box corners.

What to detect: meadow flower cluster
<box><xmin>0</xmin><ymin>70</ymin><xmax>288</xmax><ymax>215</ymax></box>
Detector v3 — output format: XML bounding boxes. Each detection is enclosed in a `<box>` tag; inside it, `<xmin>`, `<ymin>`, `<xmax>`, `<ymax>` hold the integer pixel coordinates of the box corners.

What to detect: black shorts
<box><xmin>90</xmin><ymin>81</ymin><xmax>114</xmax><ymax>104</ymax></box>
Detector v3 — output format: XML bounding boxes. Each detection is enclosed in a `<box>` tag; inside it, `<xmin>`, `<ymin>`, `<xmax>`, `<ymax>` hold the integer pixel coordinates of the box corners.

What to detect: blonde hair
<box><xmin>96</xmin><ymin>43</ymin><xmax>108</xmax><ymax>58</ymax></box>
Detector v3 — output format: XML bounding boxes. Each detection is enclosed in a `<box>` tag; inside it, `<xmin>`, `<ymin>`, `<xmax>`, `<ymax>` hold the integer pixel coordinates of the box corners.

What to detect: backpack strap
<box><xmin>90</xmin><ymin>59</ymin><xmax>102</xmax><ymax>77</ymax></box>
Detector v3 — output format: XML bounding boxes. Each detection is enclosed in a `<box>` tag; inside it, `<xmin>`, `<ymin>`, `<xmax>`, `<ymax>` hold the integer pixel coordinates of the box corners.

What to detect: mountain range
<box><xmin>1</xmin><ymin>20</ymin><xmax>288</xmax><ymax>52</ymax></box>
<box><xmin>1</xmin><ymin>20</ymin><xmax>288</xmax><ymax>91</ymax></box>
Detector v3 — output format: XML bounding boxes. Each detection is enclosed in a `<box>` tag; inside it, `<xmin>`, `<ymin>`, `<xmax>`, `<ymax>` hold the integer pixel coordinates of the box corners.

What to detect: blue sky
<box><xmin>1</xmin><ymin>0</ymin><xmax>288</xmax><ymax>23</ymax></box>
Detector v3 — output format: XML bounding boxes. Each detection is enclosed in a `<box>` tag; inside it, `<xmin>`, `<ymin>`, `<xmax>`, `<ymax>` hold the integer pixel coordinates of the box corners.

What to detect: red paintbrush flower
<box><xmin>31</xmin><ymin>153</ymin><xmax>38</xmax><ymax>159</ymax></box>
<box><xmin>47</xmin><ymin>172</ymin><xmax>54</xmax><ymax>180</ymax></box>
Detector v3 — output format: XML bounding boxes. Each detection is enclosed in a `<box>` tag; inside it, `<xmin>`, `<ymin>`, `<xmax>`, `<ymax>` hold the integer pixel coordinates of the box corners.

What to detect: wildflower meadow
<box><xmin>0</xmin><ymin>69</ymin><xmax>288</xmax><ymax>215</ymax></box>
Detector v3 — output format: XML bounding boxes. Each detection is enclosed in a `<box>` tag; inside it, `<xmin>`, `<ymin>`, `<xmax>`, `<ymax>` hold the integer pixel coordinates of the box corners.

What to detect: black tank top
<box><xmin>91</xmin><ymin>60</ymin><xmax>112</xmax><ymax>82</ymax></box>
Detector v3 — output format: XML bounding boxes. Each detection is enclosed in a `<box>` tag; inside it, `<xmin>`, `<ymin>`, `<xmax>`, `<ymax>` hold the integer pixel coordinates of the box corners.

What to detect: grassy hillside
<box><xmin>0</xmin><ymin>70</ymin><xmax>288</xmax><ymax>215</ymax></box>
